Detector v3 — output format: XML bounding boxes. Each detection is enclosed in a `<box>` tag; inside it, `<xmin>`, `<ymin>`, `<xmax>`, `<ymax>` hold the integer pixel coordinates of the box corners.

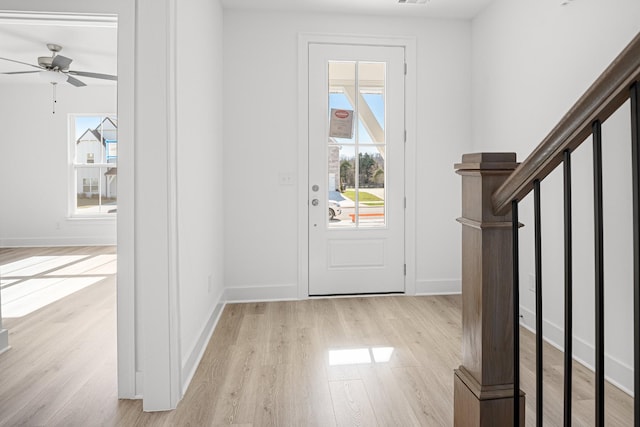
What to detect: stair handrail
<box><xmin>492</xmin><ymin>32</ymin><xmax>640</xmax><ymax>216</ymax></box>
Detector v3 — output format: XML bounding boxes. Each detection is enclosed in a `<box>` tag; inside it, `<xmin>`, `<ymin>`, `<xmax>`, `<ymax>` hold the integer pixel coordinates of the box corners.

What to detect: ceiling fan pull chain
<box><xmin>52</xmin><ymin>82</ymin><xmax>57</xmax><ymax>114</ymax></box>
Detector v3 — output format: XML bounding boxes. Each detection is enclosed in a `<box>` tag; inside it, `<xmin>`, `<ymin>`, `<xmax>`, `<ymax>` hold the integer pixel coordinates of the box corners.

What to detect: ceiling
<box><xmin>220</xmin><ymin>0</ymin><xmax>495</xmax><ymax>19</ymax></box>
<box><xmin>0</xmin><ymin>1</ymin><xmax>492</xmax><ymax>86</ymax></box>
<box><xmin>0</xmin><ymin>12</ymin><xmax>117</xmax><ymax>86</ymax></box>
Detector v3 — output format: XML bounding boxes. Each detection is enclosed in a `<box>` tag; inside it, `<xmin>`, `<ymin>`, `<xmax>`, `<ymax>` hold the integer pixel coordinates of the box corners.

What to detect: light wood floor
<box><xmin>0</xmin><ymin>247</ymin><xmax>634</xmax><ymax>426</ymax></box>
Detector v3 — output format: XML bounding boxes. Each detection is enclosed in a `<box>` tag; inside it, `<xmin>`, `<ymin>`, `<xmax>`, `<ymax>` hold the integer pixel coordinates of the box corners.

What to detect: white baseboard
<box><xmin>224</xmin><ymin>283</ymin><xmax>299</xmax><ymax>302</ymax></box>
<box><xmin>223</xmin><ymin>281</ymin><xmax>460</xmax><ymax>301</ymax></box>
<box><xmin>0</xmin><ymin>236</ymin><xmax>117</xmax><ymax>247</ymax></box>
<box><xmin>519</xmin><ymin>306</ymin><xmax>634</xmax><ymax>396</ymax></box>
<box><xmin>181</xmin><ymin>297</ymin><xmax>226</xmax><ymax>393</ymax></box>
<box><xmin>0</xmin><ymin>328</ymin><xmax>9</xmax><ymax>355</ymax></box>
<box><xmin>135</xmin><ymin>371</ymin><xmax>144</xmax><ymax>399</ymax></box>
<box><xmin>415</xmin><ymin>279</ymin><xmax>461</xmax><ymax>296</ymax></box>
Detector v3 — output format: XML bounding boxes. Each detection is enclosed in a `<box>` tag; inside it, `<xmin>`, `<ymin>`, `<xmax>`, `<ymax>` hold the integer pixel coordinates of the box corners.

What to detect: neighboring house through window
<box><xmin>69</xmin><ymin>115</ymin><xmax>117</xmax><ymax>216</ymax></box>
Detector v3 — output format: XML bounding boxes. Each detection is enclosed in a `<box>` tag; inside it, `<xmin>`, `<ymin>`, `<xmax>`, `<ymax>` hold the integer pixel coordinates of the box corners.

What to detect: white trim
<box><xmin>0</xmin><ymin>11</ymin><xmax>117</xmax><ymax>27</ymax></box>
<box><xmin>115</xmin><ymin>2</ymin><xmax>137</xmax><ymax>401</ymax></box>
<box><xmin>64</xmin><ymin>216</ymin><xmax>117</xmax><ymax>223</ymax></box>
<box><xmin>166</xmin><ymin>0</ymin><xmax>182</xmax><ymax>407</ymax></box>
<box><xmin>225</xmin><ymin>284</ymin><xmax>299</xmax><ymax>302</ymax></box>
<box><xmin>136</xmin><ymin>0</ymin><xmax>179</xmax><ymax>411</ymax></box>
<box><xmin>297</xmin><ymin>35</ymin><xmax>310</xmax><ymax>300</ymax></box>
<box><xmin>181</xmin><ymin>299</ymin><xmax>225</xmax><ymax>392</ymax></box>
<box><xmin>0</xmin><ymin>236</ymin><xmax>117</xmax><ymax>248</ymax></box>
<box><xmin>415</xmin><ymin>279</ymin><xmax>461</xmax><ymax>295</ymax></box>
<box><xmin>135</xmin><ymin>371</ymin><xmax>144</xmax><ymax>398</ymax></box>
<box><xmin>520</xmin><ymin>306</ymin><xmax>634</xmax><ymax>397</ymax></box>
<box><xmin>403</xmin><ymin>38</ymin><xmax>417</xmax><ymax>296</ymax></box>
<box><xmin>297</xmin><ymin>33</ymin><xmax>418</xmax><ymax>299</ymax></box>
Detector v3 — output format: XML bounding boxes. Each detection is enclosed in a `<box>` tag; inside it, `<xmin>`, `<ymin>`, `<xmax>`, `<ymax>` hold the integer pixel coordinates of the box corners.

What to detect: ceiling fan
<box><xmin>0</xmin><ymin>43</ymin><xmax>117</xmax><ymax>87</ymax></box>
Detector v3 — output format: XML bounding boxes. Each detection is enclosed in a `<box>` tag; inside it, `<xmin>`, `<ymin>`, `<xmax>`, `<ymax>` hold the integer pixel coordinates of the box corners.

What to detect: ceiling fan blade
<box><xmin>67</xmin><ymin>70</ymin><xmax>117</xmax><ymax>81</ymax></box>
<box><xmin>52</xmin><ymin>55</ymin><xmax>73</xmax><ymax>70</ymax></box>
<box><xmin>0</xmin><ymin>57</ymin><xmax>42</xmax><ymax>69</ymax></box>
<box><xmin>1</xmin><ymin>71</ymin><xmax>40</xmax><ymax>75</ymax></box>
<box><xmin>66</xmin><ymin>75</ymin><xmax>87</xmax><ymax>87</ymax></box>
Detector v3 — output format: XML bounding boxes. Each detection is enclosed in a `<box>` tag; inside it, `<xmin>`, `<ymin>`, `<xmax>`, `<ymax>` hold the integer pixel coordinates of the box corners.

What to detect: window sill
<box><xmin>66</xmin><ymin>215</ymin><xmax>117</xmax><ymax>223</ymax></box>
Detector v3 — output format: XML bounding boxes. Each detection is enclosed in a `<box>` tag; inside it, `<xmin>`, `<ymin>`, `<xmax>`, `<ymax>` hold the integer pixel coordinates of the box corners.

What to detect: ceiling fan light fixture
<box><xmin>39</xmin><ymin>70</ymin><xmax>68</xmax><ymax>84</ymax></box>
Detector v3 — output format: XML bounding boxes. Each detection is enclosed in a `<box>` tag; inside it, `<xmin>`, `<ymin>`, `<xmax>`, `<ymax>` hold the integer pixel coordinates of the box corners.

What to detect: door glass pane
<box><xmin>328</xmin><ymin>145</ymin><xmax>354</xmax><ymax>226</ymax></box>
<box><xmin>328</xmin><ymin>61</ymin><xmax>356</xmax><ymax>145</ymax></box>
<box><xmin>354</xmin><ymin>145</ymin><xmax>385</xmax><ymax>227</ymax></box>
<box><xmin>358</xmin><ymin>62</ymin><xmax>385</xmax><ymax>143</ymax></box>
<box><xmin>327</xmin><ymin>60</ymin><xmax>387</xmax><ymax>229</ymax></box>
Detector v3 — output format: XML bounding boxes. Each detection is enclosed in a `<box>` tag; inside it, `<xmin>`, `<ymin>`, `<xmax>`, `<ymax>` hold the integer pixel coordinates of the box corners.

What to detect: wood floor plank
<box><xmin>358</xmin><ymin>364</ymin><xmax>423</xmax><ymax>426</ymax></box>
<box><xmin>260</xmin><ymin>301</ymin><xmax>296</xmax><ymax>367</ymax></box>
<box><xmin>252</xmin><ymin>363</ymin><xmax>297</xmax><ymax>427</ymax></box>
<box><xmin>290</xmin><ymin>358</ymin><xmax>336</xmax><ymax>427</ymax></box>
<box><xmin>394</xmin><ymin>366</ymin><xmax>453</xmax><ymax>426</ymax></box>
<box><xmin>329</xmin><ymin>380</ymin><xmax>377</xmax><ymax>427</ymax></box>
<box><xmin>210</xmin><ymin>344</ymin><xmax>261</xmax><ymax>425</ymax></box>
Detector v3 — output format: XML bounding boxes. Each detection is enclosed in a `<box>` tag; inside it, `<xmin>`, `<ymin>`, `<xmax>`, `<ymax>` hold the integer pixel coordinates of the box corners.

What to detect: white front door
<box><xmin>308</xmin><ymin>43</ymin><xmax>405</xmax><ymax>296</ymax></box>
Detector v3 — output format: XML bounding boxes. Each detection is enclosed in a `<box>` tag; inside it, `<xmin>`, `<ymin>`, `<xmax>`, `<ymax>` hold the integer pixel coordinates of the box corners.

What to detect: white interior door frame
<box><xmin>0</xmin><ymin>4</ymin><xmax>137</xmax><ymax>399</ymax></box>
<box><xmin>297</xmin><ymin>33</ymin><xmax>417</xmax><ymax>298</ymax></box>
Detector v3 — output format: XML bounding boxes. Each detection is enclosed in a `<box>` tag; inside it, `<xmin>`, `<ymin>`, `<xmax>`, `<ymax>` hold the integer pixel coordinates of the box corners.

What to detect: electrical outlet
<box><xmin>528</xmin><ymin>274</ymin><xmax>535</xmax><ymax>292</ymax></box>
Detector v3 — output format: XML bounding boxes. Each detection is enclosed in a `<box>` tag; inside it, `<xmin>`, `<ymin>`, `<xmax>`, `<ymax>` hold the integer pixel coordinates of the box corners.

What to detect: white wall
<box><xmin>176</xmin><ymin>0</ymin><xmax>226</xmax><ymax>391</ymax></box>
<box><xmin>223</xmin><ymin>10</ymin><xmax>472</xmax><ymax>297</ymax></box>
<box><xmin>472</xmin><ymin>0</ymin><xmax>640</xmax><ymax>393</ymax></box>
<box><xmin>0</xmin><ymin>83</ymin><xmax>117</xmax><ymax>246</ymax></box>
<box><xmin>135</xmin><ymin>0</ymin><xmax>226</xmax><ymax>409</ymax></box>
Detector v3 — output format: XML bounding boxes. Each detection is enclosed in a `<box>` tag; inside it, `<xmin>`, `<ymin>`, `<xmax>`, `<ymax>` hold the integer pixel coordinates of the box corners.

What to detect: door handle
<box><xmin>311</xmin><ymin>199</ymin><xmax>319</xmax><ymax>206</ymax></box>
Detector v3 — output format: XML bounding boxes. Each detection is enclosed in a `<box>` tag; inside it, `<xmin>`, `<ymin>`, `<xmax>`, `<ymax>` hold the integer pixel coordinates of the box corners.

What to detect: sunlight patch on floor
<box><xmin>1</xmin><ymin>276</ymin><xmax>106</xmax><ymax>318</ymax></box>
<box><xmin>0</xmin><ymin>279</ymin><xmax>20</xmax><ymax>289</ymax></box>
<box><xmin>0</xmin><ymin>255</ymin><xmax>89</xmax><ymax>277</ymax></box>
<box><xmin>1</xmin><ymin>253</ymin><xmax>115</xmax><ymax>318</ymax></box>
<box><xmin>45</xmin><ymin>254</ymin><xmax>117</xmax><ymax>276</ymax></box>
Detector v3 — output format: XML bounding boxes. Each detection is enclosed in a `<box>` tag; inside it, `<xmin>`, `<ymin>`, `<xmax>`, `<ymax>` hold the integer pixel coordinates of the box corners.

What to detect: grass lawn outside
<box><xmin>342</xmin><ymin>189</ymin><xmax>384</xmax><ymax>206</ymax></box>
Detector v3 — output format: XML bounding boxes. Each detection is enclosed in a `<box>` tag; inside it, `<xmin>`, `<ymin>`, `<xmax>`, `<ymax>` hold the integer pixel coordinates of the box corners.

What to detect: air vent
<box><xmin>398</xmin><ymin>0</ymin><xmax>429</xmax><ymax>3</ymax></box>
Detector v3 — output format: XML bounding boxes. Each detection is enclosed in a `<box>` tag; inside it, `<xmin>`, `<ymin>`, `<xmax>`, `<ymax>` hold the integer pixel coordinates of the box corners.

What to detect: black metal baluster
<box><xmin>534</xmin><ymin>179</ymin><xmax>543</xmax><ymax>427</ymax></box>
<box><xmin>564</xmin><ymin>150</ymin><xmax>573</xmax><ymax>427</ymax></box>
<box><xmin>630</xmin><ymin>81</ymin><xmax>640</xmax><ymax>426</ymax></box>
<box><xmin>593</xmin><ymin>120</ymin><xmax>605</xmax><ymax>427</ymax></box>
<box><xmin>512</xmin><ymin>199</ymin><xmax>520</xmax><ymax>427</ymax></box>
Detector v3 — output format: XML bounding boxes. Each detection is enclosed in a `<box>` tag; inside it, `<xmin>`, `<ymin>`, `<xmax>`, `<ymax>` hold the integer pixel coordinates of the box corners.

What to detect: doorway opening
<box><xmin>0</xmin><ymin>11</ymin><xmax>128</xmax><ymax>419</ymax></box>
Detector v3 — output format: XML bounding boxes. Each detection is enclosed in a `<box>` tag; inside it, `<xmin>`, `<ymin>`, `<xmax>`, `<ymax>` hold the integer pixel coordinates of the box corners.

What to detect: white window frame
<box><xmin>68</xmin><ymin>113</ymin><xmax>118</xmax><ymax>218</ymax></box>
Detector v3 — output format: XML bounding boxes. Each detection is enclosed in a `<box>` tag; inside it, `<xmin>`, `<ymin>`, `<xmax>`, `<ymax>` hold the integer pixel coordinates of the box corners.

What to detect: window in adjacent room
<box><xmin>69</xmin><ymin>114</ymin><xmax>118</xmax><ymax>216</ymax></box>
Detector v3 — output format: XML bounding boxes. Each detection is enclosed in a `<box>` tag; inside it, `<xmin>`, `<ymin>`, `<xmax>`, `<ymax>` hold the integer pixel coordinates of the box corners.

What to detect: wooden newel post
<box><xmin>453</xmin><ymin>153</ymin><xmax>525</xmax><ymax>426</ymax></box>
